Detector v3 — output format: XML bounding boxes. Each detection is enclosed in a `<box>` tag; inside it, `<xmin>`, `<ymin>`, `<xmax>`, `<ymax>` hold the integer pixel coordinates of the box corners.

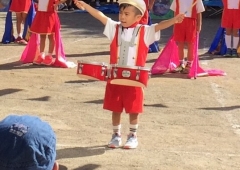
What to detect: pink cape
<box><xmin>151</xmin><ymin>36</ymin><xmax>179</xmax><ymax>74</ymax></box>
<box><xmin>151</xmin><ymin>34</ymin><xmax>226</xmax><ymax>78</ymax></box>
<box><xmin>20</xmin><ymin>13</ymin><xmax>75</xmax><ymax>68</ymax></box>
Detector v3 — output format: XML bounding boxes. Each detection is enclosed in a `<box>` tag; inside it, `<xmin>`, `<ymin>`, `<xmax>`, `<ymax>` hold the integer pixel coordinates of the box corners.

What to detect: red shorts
<box><xmin>103</xmin><ymin>83</ymin><xmax>144</xmax><ymax>113</ymax></box>
<box><xmin>173</xmin><ymin>18</ymin><xmax>196</xmax><ymax>43</ymax></box>
<box><xmin>221</xmin><ymin>9</ymin><xmax>240</xmax><ymax>29</ymax></box>
<box><xmin>9</xmin><ymin>0</ymin><xmax>31</xmax><ymax>13</ymax></box>
<box><xmin>30</xmin><ymin>11</ymin><xmax>57</xmax><ymax>34</ymax></box>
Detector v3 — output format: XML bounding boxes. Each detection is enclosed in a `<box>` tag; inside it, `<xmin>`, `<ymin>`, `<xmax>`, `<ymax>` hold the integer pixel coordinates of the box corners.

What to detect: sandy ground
<box><xmin>0</xmin><ymin>9</ymin><xmax>240</xmax><ymax>170</ymax></box>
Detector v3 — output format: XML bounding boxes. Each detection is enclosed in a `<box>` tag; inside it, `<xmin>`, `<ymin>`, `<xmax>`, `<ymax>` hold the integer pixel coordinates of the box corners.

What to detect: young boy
<box><xmin>74</xmin><ymin>0</ymin><xmax>184</xmax><ymax>149</ymax></box>
<box><xmin>170</xmin><ymin>0</ymin><xmax>205</xmax><ymax>74</ymax></box>
<box><xmin>221</xmin><ymin>0</ymin><xmax>240</xmax><ymax>57</ymax></box>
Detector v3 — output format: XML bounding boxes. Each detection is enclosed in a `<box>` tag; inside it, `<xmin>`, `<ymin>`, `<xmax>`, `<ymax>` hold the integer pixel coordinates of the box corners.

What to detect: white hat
<box><xmin>118</xmin><ymin>0</ymin><xmax>146</xmax><ymax>15</ymax></box>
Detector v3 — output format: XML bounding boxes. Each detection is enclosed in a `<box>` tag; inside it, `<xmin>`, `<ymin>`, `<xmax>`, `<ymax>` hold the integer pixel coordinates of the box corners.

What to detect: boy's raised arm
<box><xmin>73</xmin><ymin>0</ymin><xmax>108</xmax><ymax>25</ymax></box>
<box><xmin>154</xmin><ymin>14</ymin><xmax>185</xmax><ymax>32</ymax></box>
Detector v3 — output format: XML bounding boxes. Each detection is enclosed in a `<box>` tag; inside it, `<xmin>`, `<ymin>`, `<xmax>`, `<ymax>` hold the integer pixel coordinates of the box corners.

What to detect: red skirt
<box><xmin>30</xmin><ymin>11</ymin><xmax>57</xmax><ymax>34</ymax></box>
<box><xmin>9</xmin><ymin>0</ymin><xmax>31</xmax><ymax>13</ymax></box>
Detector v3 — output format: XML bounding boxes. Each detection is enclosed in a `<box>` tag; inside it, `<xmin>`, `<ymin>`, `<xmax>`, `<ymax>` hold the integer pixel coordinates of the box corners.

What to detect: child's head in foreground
<box><xmin>118</xmin><ymin>0</ymin><xmax>146</xmax><ymax>27</ymax></box>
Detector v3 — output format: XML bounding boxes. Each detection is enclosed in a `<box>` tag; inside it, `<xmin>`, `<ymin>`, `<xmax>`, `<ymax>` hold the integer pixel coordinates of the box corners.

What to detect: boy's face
<box><xmin>119</xmin><ymin>6</ymin><xmax>142</xmax><ymax>27</ymax></box>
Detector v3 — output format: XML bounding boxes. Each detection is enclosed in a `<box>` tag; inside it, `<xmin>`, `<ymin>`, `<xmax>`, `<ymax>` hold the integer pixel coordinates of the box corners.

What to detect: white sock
<box><xmin>225</xmin><ymin>35</ymin><xmax>231</xmax><ymax>49</ymax></box>
<box><xmin>18</xmin><ymin>33</ymin><xmax>22</xmax><ymax>38</ymax></box>
<box><xmin>40</xmin><ymin>52</ymin><xmax>45</xmax><ymax>58</ymax></box>
<box><xmin>129</xmin><ymin>124</ymin><xmax>138</xmax><ymax>135</ymax></box>
<box><xmin>233</xmin><ymin>36</ymin><xmax>239</xmax><ymax>49</ymax></box>
<box><xmin>113</xmin><ymin>125</ymin><xmax>121</xmax><ymax>135</ymax></box>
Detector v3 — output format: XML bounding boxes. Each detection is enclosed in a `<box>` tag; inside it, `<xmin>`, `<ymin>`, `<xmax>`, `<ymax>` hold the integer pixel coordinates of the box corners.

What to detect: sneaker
<box><xmin>223</xmin><ymin>48</ymin><xmax>232</xmax><ymax>57</ymax></box>
<box><xmin>68</xmin><ymin>7</ymin><xmax>74</xmax><ymax>11</ymax></box>
<box><xmin>61</xmin><ymin>5</ymin><xmax>68</xmax><ymax>11</ymax></box>
<box><xmin>123</xmin><ymin>133</ymin><xmax>138</xmax><ymax>149</ymax></box>
<box><xmin>181</xmin><ymin>63</ymin><xmax>191</xmax><ymax>74</ymax></box>
<box><xmin>232</xmin><ymin>48</ymin><xmax>238</xmax><ymax>58</ymax></box>
<box><xmin>33</xmin><ymin>55</ymin><xmax>44</xmax><ymax>65</ymax></box>
<box><xmin>108</xmin><ymin>133</ymin><xmax>122</xmax><ymax>148</ymax></box>
<box><xmin>19</xmin><ymin>38</ymin><xmax>28</xmax><ymax>45</ymax></box>
<box><xmin>14</xmin><ymin>36</ymin><xmax>21</xmax><ymax>43</ymax></box>
<box><xmin>42</xmin><ymin>55</ymin><xmax>53</xmax><ymax>66</ymax></box>
<box><xmin>14</xmin><ymin>36</ymin><xmax>27</xmax><ymax>45</ymax></box>
<box><xmin>172</xmin><ymin>63</ymin><xmax>185</xmax><ymax>73</ymax></box>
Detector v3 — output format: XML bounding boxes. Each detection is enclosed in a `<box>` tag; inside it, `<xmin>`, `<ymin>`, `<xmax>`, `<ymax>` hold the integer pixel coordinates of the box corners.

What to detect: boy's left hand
<box><xmin>197</xmin><ymin>25</ymin><xmax>201</xmax><ymax>32</ymax></box>
<box><xmin>174</xmin><ymin>14</ymin><xmax>185</xmax><ymax>23</ymax></box>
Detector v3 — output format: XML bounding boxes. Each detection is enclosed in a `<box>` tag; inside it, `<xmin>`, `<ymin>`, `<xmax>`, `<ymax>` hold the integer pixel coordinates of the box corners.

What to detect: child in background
<box><xmin>139</xmin><ymin>0</ymin><xmax>155</xmax><ymax>24</ymax></box>
<box><xmin>30</xmin><ymin>0</ymin><xmax>64</xmax><ymax>65</ymax></box>
<box><xmin>74</xmin><ymin>0</ymin><xmax>184</xmax><ymax>149</ymax></box>
<box><xmin>9</xmin><ymin>0</ymin><xmax>31</xmax><ymax>44</ymax></box>
<box><xmin>170</xmin><ymin>0</ymin><xmax>205</xmax><ymax>74</ymax></box>
<box><xmin>221</xmin><ymin>0</ymin><xmax>240</xmax><ymax>57</ymax></box>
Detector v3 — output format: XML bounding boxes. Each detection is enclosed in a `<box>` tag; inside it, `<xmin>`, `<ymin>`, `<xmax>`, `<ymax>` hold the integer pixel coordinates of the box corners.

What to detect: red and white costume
<box><xmin>170</xmin><ymin>0</ymin><xmax>205</xmax><ymax>43</ymax></box>
<box><xmin>30</xmin><ymin>0</ymin><xmax>58</xmax><ymax>34</ymax></box>
<box><xmin>221</xmin><ymin>0</ymin><xmax>240</xmax><ymax>29</ymax></box>
<box><xmin>139</xmin><ymin>0</ymin><xmax>149</xmax><ymax>25</ymax></box>
<box><xmin>9</xmin><ymin>0</ymin><xmax>31</xmax><ymax>13</ymax></box>
<box><xmin>103</xmin><ymin>18</ymin><xmax>160</xmax><ymax>113</ymax></box>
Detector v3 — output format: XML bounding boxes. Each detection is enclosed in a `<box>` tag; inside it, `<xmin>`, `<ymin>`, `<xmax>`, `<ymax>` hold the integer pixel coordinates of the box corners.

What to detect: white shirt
<box><xmin>38</xmin><ymin>0</ymin><xmax>50</xmax><ymax>12</ymax></box>
<box><xmin>226</xmin><ymin>0</ymin><xmax>240</xmax><ymax>9</ymax></box>
<box><xmin>170</xmin><ymin>0</ymin><xmax>205</xmax><ymax>18</ymax></box>
<box><xmin>103</xmin><ymin>18</ymin><xmax>160</xmax><ymax>66</ymax></box>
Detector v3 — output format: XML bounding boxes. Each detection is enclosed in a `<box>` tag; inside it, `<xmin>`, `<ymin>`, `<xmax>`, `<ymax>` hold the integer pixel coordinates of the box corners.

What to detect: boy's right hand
<box><xmin>174</xmin><ymin>14</ymin><xmax>185</xmax><ymax>23</ymax></box>
<box><xmin>73</xmin><ymin>0</ymin><xmax>85</xmax><ymax>10</ymax></box>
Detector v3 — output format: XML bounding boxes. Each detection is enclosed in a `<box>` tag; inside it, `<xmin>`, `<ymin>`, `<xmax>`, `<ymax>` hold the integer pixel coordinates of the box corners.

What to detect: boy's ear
<box><xmin>136</xmin><ymin>15</ymin><xmax>143</xmax><ymax>22</ymax></box>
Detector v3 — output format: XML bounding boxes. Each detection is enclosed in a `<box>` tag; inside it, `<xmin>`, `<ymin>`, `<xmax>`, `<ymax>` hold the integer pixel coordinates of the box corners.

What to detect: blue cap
<box><xmin>0</xmin><ymin>115</ymin><xmax>56</xmax><ymax>170</ymax></box>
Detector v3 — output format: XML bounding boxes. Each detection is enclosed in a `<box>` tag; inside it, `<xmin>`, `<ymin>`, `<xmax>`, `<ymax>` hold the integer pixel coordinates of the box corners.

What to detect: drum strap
<box><xmin>117</xmin><ymin>25</ymin><xmax>142</xmax><ymax>65</ymax></box>
<box><xmin>117</xmin><ymin>25</ymin><xmax>142</xmax><ymax>46</ymax></box>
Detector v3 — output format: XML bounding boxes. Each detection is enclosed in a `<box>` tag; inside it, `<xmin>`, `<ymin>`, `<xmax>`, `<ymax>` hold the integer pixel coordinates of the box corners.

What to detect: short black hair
<box><xmin>119</xmin><ymin>4</ymin><xmax>142</xmax><ymax>15</ymax></box>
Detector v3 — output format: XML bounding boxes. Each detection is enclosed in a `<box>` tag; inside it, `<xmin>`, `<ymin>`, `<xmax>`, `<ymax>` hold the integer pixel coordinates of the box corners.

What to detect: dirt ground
<box><xmin>0</xmin><ymin>9</ymin><xmax>240</xmax><ymax>170</ymax></box>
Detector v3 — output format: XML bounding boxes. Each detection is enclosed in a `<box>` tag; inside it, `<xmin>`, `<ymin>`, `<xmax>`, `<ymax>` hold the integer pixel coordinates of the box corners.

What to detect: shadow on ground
<box><xmin>0</xmin><ymin>88</ymin><xmax>23</xmax><ymax>96</ymax></box>
<box><xmin>57</xmin><ymin>145</ymin><xmax>106</xmax><ymax>159</ymax></box>
<box><xmin>59</xmin><ymin>164</ymin><xmax>101</xmax><ymax>170</ymax></box>
<box><xmin>199</xmin><ymin>105</ymin><xmax>240</xmax><ymax>111</ymax></box>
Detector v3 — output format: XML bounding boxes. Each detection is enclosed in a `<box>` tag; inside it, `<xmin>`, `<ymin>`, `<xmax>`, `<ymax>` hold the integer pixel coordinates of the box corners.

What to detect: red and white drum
<box><xmin>77</xmin><ymin>61</ymin><xmax>108</xmax><ymax>81</ymax></box>
<box><xmin>108</xmin><ymin>65</ymin><xmax>151</xmax><ymax>87</ymax></box>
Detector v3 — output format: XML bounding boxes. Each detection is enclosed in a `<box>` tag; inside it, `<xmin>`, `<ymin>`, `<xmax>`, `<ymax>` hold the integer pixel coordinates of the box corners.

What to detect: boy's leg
<box><xmin>232</xmin><ymin>29</ymin><xmax>239</xmax><ymax>57</ymax></box>
<box><xmin>224</xmin><ymin>28</ymin><xmax>233</xmax><ymax>57</ymax></box>
<box><xmin>21</xmin><ymin>12</ymin><xmax>27</xmax><ymax>25</ymax></box>
<box><xmin>15</xmin><ymin>13</ymin><xmax>22</xmax><ymax>38</ymax></box>
<box><xmin>33</xmin><ymin>35</ymin><xmax>46</xmax><ymax>65</ymax></box>
<box><xmin>42</xmin><ymin>34</ymin><xmax>55</xmax><ymax>65</ymax></box>
<box><xmin>172</xmin><ymin>42</ymin><xmax>185</xmax><ymax>73</ymax></box>
<box><xmin>15</xmin><ymin>13</ymin><xmax>23</xmax><ymax>43</ymax></box>
<box><xmin>123</xmin><ymin>113</ymin><xmax>139</xmax><ymax>149</ymax></box>
<box><xmin>108</xmin><ymin>112</ymin><xmax>122</xmax><ymax>148</ymax></box>
<box><xmin>181</xmin><ymin>42</ymin><xmax>194</xmax><ymax>74</ymax></box>
<box><xmin>20</xmin><ymin>13</ymin><xmax>28</xmax><ymax>43</ymax></box>
<box><xmin>15</xmin><ymin>13</ymin><xmax>28</xmax><ymax>44</ymax></box>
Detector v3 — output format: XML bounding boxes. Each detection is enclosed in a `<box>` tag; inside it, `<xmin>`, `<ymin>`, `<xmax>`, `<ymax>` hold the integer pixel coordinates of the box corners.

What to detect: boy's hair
<box><xmin>120</xmin><ymin>3</ymin><xmax>143</xmax><ymax>15</ymax></box>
